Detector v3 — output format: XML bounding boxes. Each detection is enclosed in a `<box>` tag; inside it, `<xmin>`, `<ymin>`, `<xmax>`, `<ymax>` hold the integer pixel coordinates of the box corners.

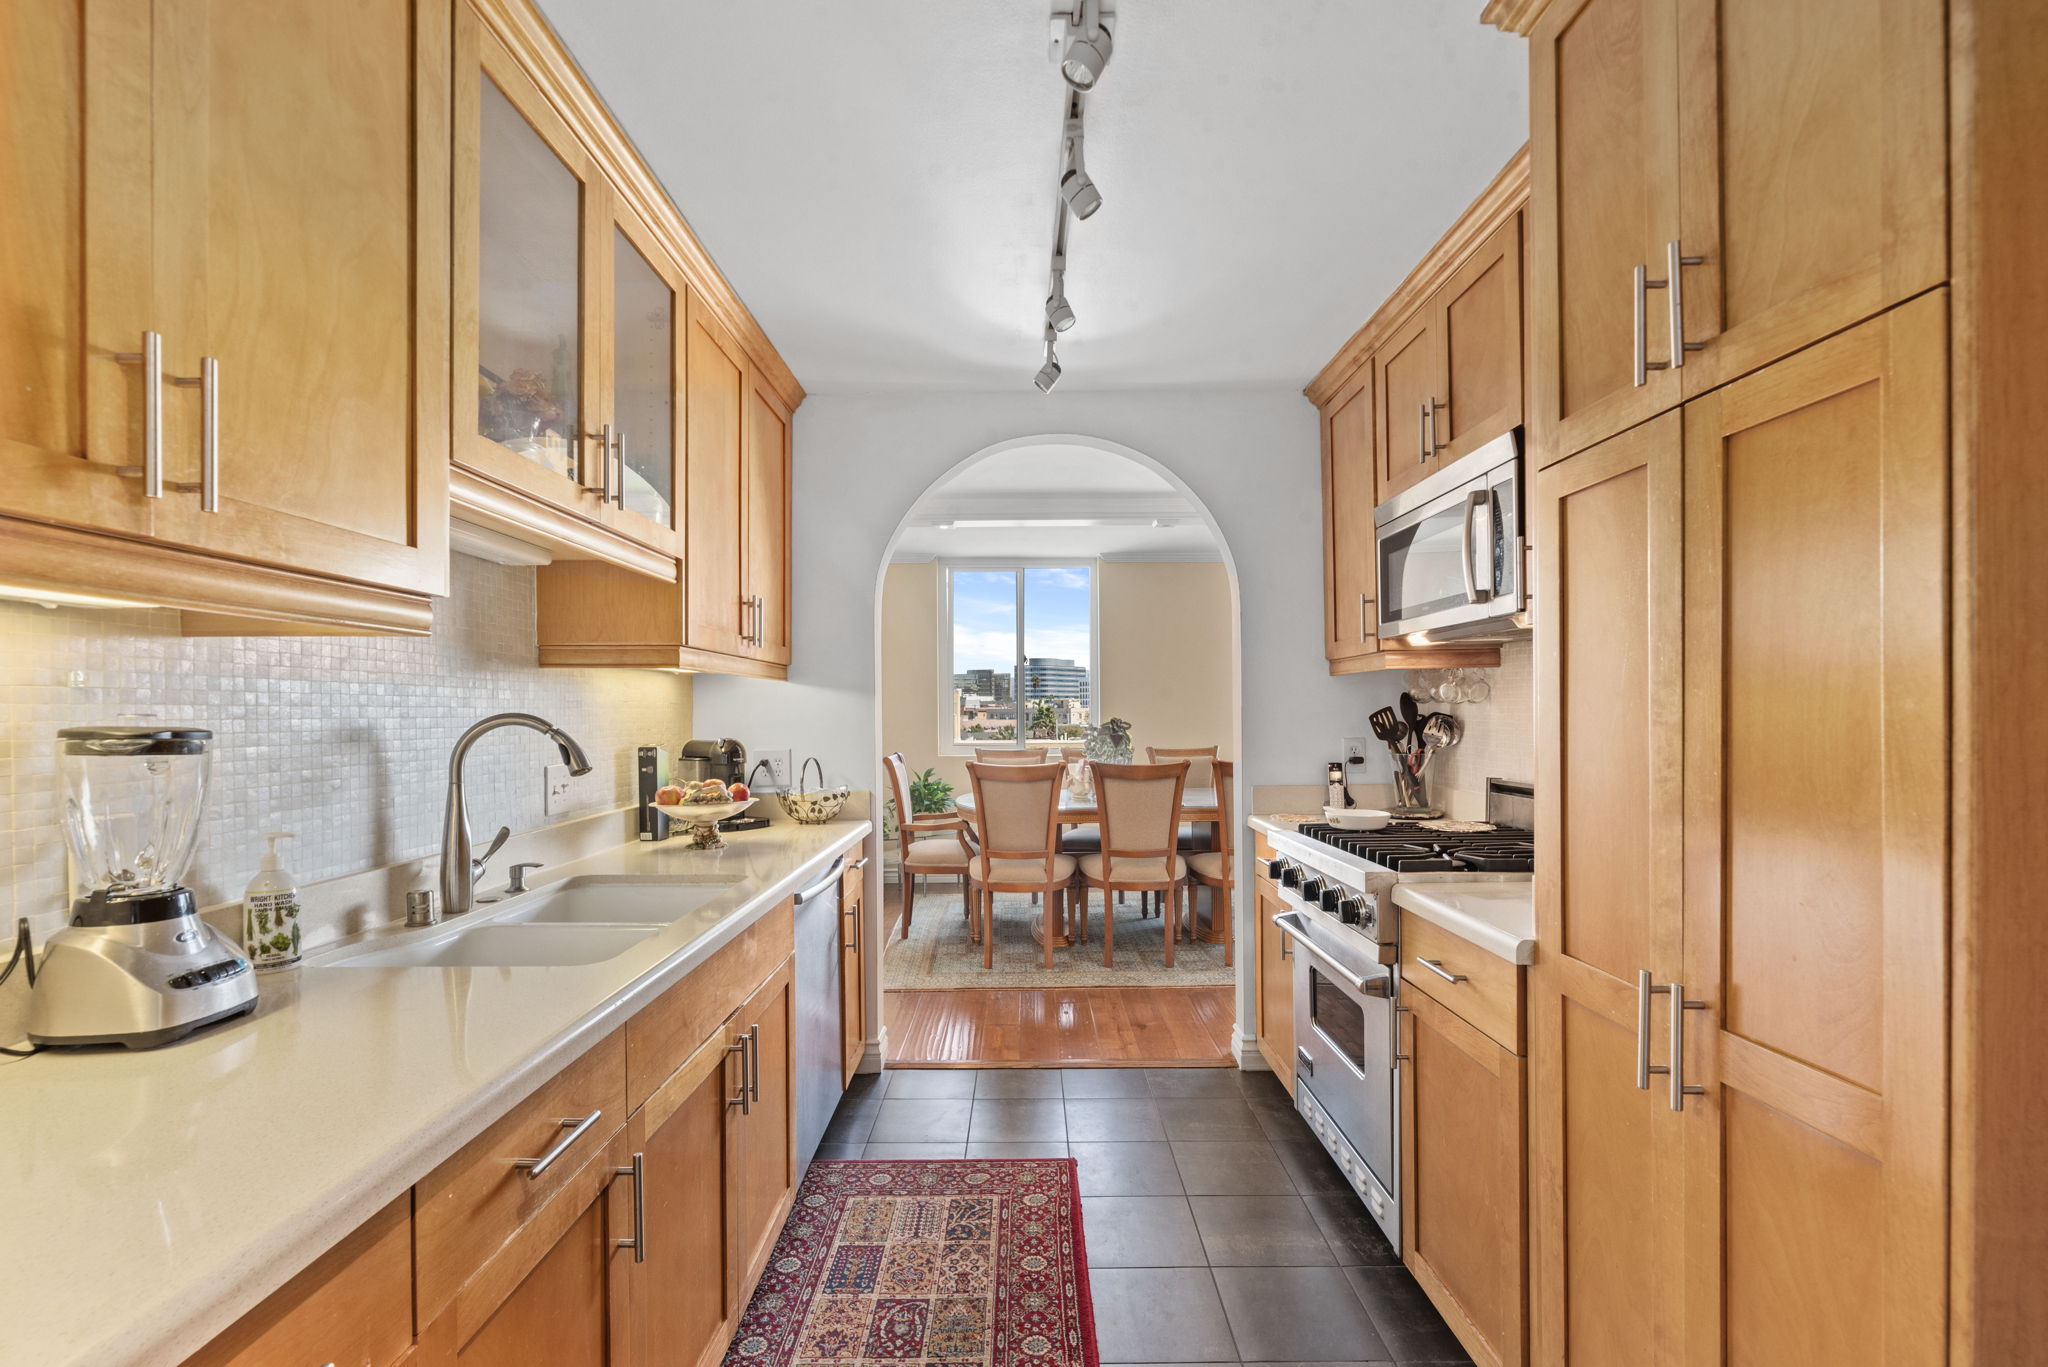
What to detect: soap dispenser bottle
<box><xmin>243</xmin><ymin>832</ymin><xmax>302</xmax><ymax>970</ymax></box>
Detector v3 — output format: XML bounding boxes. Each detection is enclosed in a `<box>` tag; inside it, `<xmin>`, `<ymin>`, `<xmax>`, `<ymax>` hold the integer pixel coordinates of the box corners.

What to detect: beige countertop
<box><xmin>1391</xmin><ymin>880</ymin><xmax>1537</xmax><ymax>964</ymax></box>
<box><xmin>0</xmin><ymin>818</ymin><xmax>871</xmax><ymax>1367</ymax></box>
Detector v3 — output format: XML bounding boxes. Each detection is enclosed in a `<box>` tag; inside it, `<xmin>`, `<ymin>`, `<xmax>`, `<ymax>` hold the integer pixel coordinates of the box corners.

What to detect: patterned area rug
<box><xmin>885</xmin><ymin>887</ymin><xmax>1233</xmax><ymax>990</ymax></box>
<box><xmin>723</xmin><ymin>1158</ymin><xmax>1098</xmax><ymax>1367</ymax></box>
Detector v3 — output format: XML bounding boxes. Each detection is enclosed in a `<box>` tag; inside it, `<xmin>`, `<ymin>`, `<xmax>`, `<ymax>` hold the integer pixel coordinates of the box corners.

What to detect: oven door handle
<box><xmin>1273</xmin><ymin>911</ymin><xmax>1389</xmax><ymax>998</ymax></box>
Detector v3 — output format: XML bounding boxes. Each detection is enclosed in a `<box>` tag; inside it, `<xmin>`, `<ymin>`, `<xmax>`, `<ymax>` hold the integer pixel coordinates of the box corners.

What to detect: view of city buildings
<box><xmin>948</xmin><ymin>567</ymin><xmax>1094</xmax><ymax>744</ymax></box>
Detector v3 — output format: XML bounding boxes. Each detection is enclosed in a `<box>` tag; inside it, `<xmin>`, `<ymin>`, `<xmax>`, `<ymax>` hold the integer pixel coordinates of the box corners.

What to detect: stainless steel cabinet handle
<box><xmin>747</xmin><ymin>1022</ymin><xmax>762</xmax><ymax>1104</ymax></box>
<box><xmin>610</xmin><ymin>425</ymin><xmax>625</xmax><ymax>507</ymax></box>
<box><xmin>613</xmin><ymin>1151</ymin><xmax>646</xmax><ymax>1262</ymax></box>
<box><xmin>1359</xmin><ymin>592</ymin><xmax>1370</xmax><ymax>643</ymax></box>
<box><xmin>727</xmin><ymin>1034</ymin><xmax>751</xmax><ymax>1113</ymax></box>
<box><xmin>754</xmin><ymin>595</ymin><xmax>766</xmax><ymax>647</ymax></box>
<box><xmin>1636</xmin><ymin>969</ymin><xmax>1660</xmax><ymax>1089</ymax></box>
<box><xmin>514</xmin><ymin>1109</ymin><xmax>604</xmax><ymax>1179</ymax></box>
<box><xmin>1666</xmin><ymin>982</ymin><xmax>1708</xmax><ymax>1111</ymax></box>
<box><xmin>1665</xmin><ymin>240</ymin><xmax>1706</xmax><ymax>369</ymax></box>
<box><xmin>1417</xmin><ymin>402</ymin><xmax>1430</xmax><ymax>464</ymax></box>
<box><xmin>1417</xmin><ymin>956</ymin><xmax>1467</xmax><ymax>985</ymax></box>
<box><xmin>198</xmin><ymin>357</ymin><xmax>219</xmax><ymax>511</ymax></box>
<box><xmin>111</xmin><ymin>330</ymin><xmax>165</xmax><ymax>497</ymax></box>
<box><xmin>1394</xmin><ymin>1003</ymin><xmax>1412</xmax><ymax>1066</ymax></box>
<box><xmin>1635</xmin><ymin>262</ymin><xmax>1677</xmax><ymax>387</ymax></box>
<box><xmin>1427</xmin><ymin>399</ymin><xmax>1446</xmax><ymax>456</ymax></box>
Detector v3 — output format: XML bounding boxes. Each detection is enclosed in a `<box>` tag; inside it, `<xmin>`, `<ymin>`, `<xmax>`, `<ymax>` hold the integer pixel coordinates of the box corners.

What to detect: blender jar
<box><xmin>58</xmin><ymin>726</ymin><xmax>213</xmax><ymax>915</ymax></box>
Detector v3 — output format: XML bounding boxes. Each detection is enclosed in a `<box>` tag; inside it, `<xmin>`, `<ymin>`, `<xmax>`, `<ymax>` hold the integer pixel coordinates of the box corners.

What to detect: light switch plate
<box><xmin>544</xmin><ymin>762</ymin><xmax>574</xmax><ymax>816</ymax></box>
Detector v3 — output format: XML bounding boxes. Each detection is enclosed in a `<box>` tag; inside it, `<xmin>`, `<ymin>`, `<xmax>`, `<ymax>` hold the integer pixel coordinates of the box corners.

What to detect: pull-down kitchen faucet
<box><xmin>440</xmin><ymin>713</ymin><xmax>592</xmax><ymax>917</ymax></box>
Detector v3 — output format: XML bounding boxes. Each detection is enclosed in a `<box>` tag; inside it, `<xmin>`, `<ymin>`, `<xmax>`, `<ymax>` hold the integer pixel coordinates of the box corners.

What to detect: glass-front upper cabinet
<box><xmin>596</xmin><ymin>201</ymin><xmax>682</xmax><ymax>547</ymax></box>
<box><xmin>453</xmin><ymin>7</ymin><xmax>681</xmax><ymax>563</ymax></box>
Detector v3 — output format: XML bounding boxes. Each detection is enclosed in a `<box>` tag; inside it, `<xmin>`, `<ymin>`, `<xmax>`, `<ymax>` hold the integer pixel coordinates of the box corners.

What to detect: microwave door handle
<box><xmin>1461</xmin><ymin>488</ymin><xmax>1496</xmax><ymax>605</ymax></box>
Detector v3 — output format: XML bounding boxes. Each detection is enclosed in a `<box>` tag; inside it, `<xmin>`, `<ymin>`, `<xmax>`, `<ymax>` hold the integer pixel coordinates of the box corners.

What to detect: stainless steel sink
<box><xmin>325</xmin><ymin>923</ymin><xmax>659</xmax><ymax>968</ymax></box>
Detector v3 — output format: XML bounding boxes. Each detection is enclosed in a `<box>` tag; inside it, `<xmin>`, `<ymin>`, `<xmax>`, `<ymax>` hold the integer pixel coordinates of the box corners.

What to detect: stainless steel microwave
<box><xmin>1373</xmin><ymin>429</ymin><xmax>1526</xmax><ymax>643</ymax></box>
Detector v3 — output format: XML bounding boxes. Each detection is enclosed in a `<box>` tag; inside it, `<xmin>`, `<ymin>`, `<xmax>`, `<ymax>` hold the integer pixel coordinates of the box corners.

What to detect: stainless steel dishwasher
<box><xmin>791</xmin><ymin>855</ymin><xmax>848</xmax><ymax>1174</ymax></box>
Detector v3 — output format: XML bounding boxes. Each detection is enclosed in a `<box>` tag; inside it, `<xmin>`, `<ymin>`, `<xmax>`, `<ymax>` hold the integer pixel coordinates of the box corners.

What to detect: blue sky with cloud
<box><xmin>952</xmin><ymin>567</ymin><xmax>1091</xmax><ymax>674</ymax></box>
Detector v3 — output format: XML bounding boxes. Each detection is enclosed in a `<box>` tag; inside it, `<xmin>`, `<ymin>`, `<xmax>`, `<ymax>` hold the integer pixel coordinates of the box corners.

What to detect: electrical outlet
<box><xmin>1343</xmin><ymin>736</ymin><xmax>1373</xmax><ymax>771</ymax></box>
<box><xmin>543</xmin><ymin>762</ymin><xmax>575</xmax><ymax>816</ymax></box>
<box><xmin>759</xmin><ymin>749</ymin><xmax>793</xmax><ymax>790</ymax></box>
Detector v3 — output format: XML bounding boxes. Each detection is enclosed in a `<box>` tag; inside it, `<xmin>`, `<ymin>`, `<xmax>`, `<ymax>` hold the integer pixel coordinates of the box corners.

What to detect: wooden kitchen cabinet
<box><xmin>1321</xmin><ymin>373</ymin><xmax>1378</xmax><ymax>664</ymax></box>
<box><xmin>841</xmin><ymin>857</ymin><xmax>870</xmax><ymax>1085</ymax></box>
<box><xmin>1253</xmin><ymin>878</ymin><xmax>1296</xmax><ymax>1089</ymax></box>
<box><xmin>745</xmin><ymin>368</ymin><xmax>795</xmax><ymax>667</ymax></box>
<box><xmin>1675</xmin><ymin>294</ymin><xmax>1947</xmax><ymax>1367</ymax></box>
<box><xmin>1529</xmin><ymin>410</ymin><xmax>1685</xmax><ymax>1367</ymax></box>
<box><xmin>686</xmin><ymin>292</ymin><xmax>752</xmax><ymax>659</ymax></box>
<box><xmin>1307</xmin><ymin>153</ymin><xmax>1523</xmax><ymax>677</ymax></box>
<box><xmin>1400</xmin><ymin>985</ymin><xmax>1527</xmax><ymax>1367</ymax></box>
<box><xmin>728</xmin><ymin>957</ymin><xmax>798</xmax><ymax>1296</ymax></box>
<box><xmin>1524</xmin><ymin>0</ymin><xmax>1945</xmax><ymax>464</ymax></box>
<box><xmin>0</xmin><ymin>0</ymin><xmax>448</xmax><ymax>633</ymax></box>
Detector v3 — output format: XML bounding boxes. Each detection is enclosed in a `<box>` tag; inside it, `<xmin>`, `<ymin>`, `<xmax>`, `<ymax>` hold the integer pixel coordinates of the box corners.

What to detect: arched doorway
<box><xmin>869</xmin><ymin>434</ymin><xmax>1247</xmax><ymax>1068</ymax></box>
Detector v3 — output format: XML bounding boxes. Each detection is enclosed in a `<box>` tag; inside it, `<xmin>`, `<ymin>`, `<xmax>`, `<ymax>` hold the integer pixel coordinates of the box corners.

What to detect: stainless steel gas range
<box><xmin>1260</xmin><ymin>781</ymin><xmax>1534</xmax><ymax>1251</ymax></box>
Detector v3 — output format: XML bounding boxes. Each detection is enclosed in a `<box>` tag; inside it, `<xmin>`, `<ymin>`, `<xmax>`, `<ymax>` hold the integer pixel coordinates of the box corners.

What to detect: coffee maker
<box><xmin>27</xmin><ymin>725</ymin><xmax>258</xmax><ymax>1049</ymax></box>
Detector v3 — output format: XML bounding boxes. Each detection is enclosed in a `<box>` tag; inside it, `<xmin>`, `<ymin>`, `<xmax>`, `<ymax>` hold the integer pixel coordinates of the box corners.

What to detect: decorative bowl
<box><xmin>654</xmin><ymin>798</ymin><xmax>758</xmax><ymax>849</ymax></box>
<box><xmin>1323</xmin><ymin>806</ymin><xmax>1393</xmax><ymax>831</ymax></box>
<box><xmin>778</xmin><ymin>788</ymin><xmax>849</xmax><ymax>825</ymax></box>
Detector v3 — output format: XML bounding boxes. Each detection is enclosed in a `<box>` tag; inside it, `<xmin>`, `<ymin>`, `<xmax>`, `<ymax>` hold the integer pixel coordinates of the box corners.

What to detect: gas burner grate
<box><xmin>1295</xmin><ymin>822</ymin><xmax>1536</xmax><ymax>874</ymax></box>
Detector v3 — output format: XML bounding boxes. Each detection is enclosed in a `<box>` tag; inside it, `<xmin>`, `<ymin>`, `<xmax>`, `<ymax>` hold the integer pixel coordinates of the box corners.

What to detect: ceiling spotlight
<box><xmin>1033</xmin><ymin>327</ymin><xmax>1062</xmax><ymax>393</ymax></box>
<box><xmin>1046</xmin><ymin>267</ymin><xmax>1076</xmax><ymax>332</ymax></box>
<box><xmin>1059</xmin><ymin>120</ymin><xmax>1101</xmax><ymax>220</ymax></box>
<box><xmin>1060</xmin><ymin>0</ymin><xmax>1114</xmax><ymax>91</ymax></box>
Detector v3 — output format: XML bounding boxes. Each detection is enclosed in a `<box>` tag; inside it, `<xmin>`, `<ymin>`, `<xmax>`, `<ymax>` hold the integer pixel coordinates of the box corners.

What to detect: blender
<box><xmin>27</xmin><ymin>725</ymin><xmax>257</xmax><ymax>1048</ymax></box>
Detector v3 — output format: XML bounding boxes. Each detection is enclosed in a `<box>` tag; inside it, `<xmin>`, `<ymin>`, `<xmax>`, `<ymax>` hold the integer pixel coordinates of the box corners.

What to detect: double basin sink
<box><xmin>319</xmin><ymin>875</ymin><xmax>747</xmax><ymax>969</ymax></box>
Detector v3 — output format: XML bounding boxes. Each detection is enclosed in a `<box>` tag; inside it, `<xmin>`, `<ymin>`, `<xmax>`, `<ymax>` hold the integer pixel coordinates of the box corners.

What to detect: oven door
<box><xmin>1277</xmin><ymin>913</ymin><xmax>1396</xmax><ymax>1209</ymax></box>
<box><xmin>1374</xmin><ymin>432</ymin><xmax>1522</xmax><ymax>641</ymax></box>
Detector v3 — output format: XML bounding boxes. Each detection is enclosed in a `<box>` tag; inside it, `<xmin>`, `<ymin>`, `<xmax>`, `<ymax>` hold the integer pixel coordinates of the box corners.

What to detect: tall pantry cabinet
<box><xmin>1498</xmin><ymin>0</ymin><xmax>1955</xmax><ymax>1362</ymax></box>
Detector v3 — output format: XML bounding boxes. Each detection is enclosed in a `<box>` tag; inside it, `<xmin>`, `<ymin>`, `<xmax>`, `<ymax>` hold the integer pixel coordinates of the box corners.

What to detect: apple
<box><xmin>654</xmin><ymin>784</ymin><xmax>685</xmax><ymax>806</ymax></box>
<box><xmin>729</xmin><ymin>782</ymin><xmax>750</xmax><ymax>802</ymax></box>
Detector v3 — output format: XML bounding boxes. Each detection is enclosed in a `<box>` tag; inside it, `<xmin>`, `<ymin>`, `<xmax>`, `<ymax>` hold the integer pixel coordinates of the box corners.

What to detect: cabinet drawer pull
<box><xmin>513</xmin><ymin>1109</ymin><xmax>604</xmax><ymax>1179</ymax></box>
<box><xmin>613</xmin><ymin>1150</ymin><xmax>646</xmax><ymax>1262</ymax></box>
<box><xmin>1416</xmin><ymin>956</ymin><xmax>1466</xmax><ymax>984</ymax></box>
<box><xmin>111</xmin><ymin>330</ymin><xmax>165</xmax><ymax>497</ymax></box>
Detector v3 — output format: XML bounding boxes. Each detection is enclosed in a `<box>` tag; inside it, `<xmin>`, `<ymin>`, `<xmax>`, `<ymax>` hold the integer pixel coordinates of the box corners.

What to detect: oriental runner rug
<box><xmin>722</xmin><ymin>1158</ymin><xmax>1099</xmax><ymax>1367</ymax></box>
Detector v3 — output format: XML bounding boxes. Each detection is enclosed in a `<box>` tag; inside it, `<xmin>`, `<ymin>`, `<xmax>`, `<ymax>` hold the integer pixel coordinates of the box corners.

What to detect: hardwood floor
<box><xmin>885</xmin><ymin>986</ymin><xmax>1237</xmax><ymax>1068</ymax></box>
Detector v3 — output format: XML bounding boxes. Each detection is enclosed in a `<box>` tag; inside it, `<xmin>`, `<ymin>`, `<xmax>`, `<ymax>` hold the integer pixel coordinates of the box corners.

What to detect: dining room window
<box><xmin>941</xmin><ymin>564</ymin><xmax>1097</xmax><ymax>750</ymax></box>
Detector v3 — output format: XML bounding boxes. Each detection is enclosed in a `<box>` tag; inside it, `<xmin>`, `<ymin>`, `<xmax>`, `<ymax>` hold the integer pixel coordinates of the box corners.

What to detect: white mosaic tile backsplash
<box><xmin>0</xmin><ymin>555</ymin><xmax>692</xmax><ymax>934</ymax></box>
<box><xmin>1412</xmin><ymin>637</ymin><xmax>1534</xmax><ymax>821</ymax></box>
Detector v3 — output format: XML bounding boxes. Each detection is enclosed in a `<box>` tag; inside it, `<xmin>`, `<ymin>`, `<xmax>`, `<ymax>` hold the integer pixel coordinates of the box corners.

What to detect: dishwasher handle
<box><xmin>793</xmin><ymin>857</ymin><xmax>846</xmax><ymax>905</ymax></box>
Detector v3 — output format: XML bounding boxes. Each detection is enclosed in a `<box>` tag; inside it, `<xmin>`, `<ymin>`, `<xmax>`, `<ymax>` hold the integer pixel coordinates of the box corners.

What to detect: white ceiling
<box><xmin>538</xmin><ymin>1</ymin><xmax>1528</xmax><ymax>394</ymax></box>
<box><xmin>889</xmin><ymin>443</ymin><xmax>1219</xmax><ymax>560</ymax></box>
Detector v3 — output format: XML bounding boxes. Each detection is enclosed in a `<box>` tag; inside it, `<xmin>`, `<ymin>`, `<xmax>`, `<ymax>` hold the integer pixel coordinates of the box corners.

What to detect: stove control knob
<box><xmin>1278</xmin><ymin>862</ymin><xmax>1302</xmax><ymax>888</ymax></box>
<box><xmin>1265</xmin><ymin>857</ymin><xmax>1289</xmax><ymax>881</ymax></box>
<box><xmin>1298</xmin><ymin>876</ymin><xmax>1325</xmax><ymax>903</ymax></box>
<box><xmin>1320</xmin><ymin>886</ymin><xmax>1345</xmax><ymax>914</ymax></box>
<box><xmin>1337</xmin><ymin>897</ymin><xmax>1363</xmax><ymax>925</ymax></box>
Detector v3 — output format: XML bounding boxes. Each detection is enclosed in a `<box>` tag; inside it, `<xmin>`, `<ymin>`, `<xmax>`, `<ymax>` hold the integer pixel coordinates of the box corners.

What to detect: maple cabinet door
<box><xmin>150</xmin><ymin>0</ymin><xmax>449</xmax><ymax>595</ymax></box>
<box><xmin>1255</xmin><ymin>884</ymin><xmax>1296</xmax><ymax>1089</ymax></box>
<box><xmin>1528</xmin><ymin>411</ymin><xmax>1686</xmax><ymax>1367</ymax></box>
<box><xmin>726</xmin><ymin>957</ymin><xmax>796</xmax><ymax>1297</ymax></box>
<box><xmin>685</xmin><ymin>291</ymin><xmax>750</xmax><ymax>658</ymax></box>
<box><xmin>1677</xmin><ymin>294</ymin><xmax>1947</xmax><ymax>1367</ymax></box>
<box><xmin>744</xmin><ymin>371</ymin><xmax>792</xmax><ymax>665</ymax></box>
<box><xmin>1321</xmin><ymin>375</ymin><xmax>1378</xmax><ymax>662</ymax></box>
<box><xmin>1674</xmin><ymin>0</ymin><xmax>1946</xmax><ymax>396</ymax></box>
<box><xmin>1372</xmin><ymin>304</ymin><xmax>1442</xmax><ymax>502</ymax></box>
<box><xmin>1528</xmin><ymin>0</ymin><xmax>1682</xmax><ymax>465</ymax></box>
<box><xmin>1435</xmin><ymin>213</ymin><xmax>1524</xmax><ymax>468</ymax></box>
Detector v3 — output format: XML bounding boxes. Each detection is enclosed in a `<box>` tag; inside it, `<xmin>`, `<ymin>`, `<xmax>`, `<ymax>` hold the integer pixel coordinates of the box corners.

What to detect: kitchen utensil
<box><xmin>1399</xmin><ymin>692</ymin><xmax>1425</xmax><ymax>741</ymax></box>
<box><xmin>28</xmin><ymin>725</ymin><xmax>258</xmax><ymax>1049</ymax></box>
<box><xmin>1323</xmin><ymin>806</ymin><xmax>1394</xmax><ymax>831</ymax></box>
<box><xmin>1368</xmin><ymin>706</ymin><xmax>1404</xmax><ymax>747</ymax></box>
<box><xmin>1422</xmin><ymin>712</ymin><xmax>1460</xmax><ymax>750</ymax></box>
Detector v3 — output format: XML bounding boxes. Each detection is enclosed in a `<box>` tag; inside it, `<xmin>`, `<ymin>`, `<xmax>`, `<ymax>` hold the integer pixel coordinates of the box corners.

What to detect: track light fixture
<box><xmin>1046</xmin><ymin>261</ymin><xmax>1076</xmax><ymax>332</ymax></box>
<box><xmin>1059</xmin><ymin>0</ymin><xmax>1114</xmax><ymax>92</ymax></box>
<box><xmin>1034</xmin><ymin>326</ymin><xmax>1062</xmax><ymax>393</ymax></box>
<box><xmin>1059</xmin><ymin>119</ymin><xmax>1102</xmax><ymax>220</ymax></box>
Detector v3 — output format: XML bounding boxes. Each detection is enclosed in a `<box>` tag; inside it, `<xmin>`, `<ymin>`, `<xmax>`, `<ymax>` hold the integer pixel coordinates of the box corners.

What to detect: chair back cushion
<box><xmin>964</xmin><ymin>762</ymin><xmax>1066</xmax><ymax>881</ymax></box>
<box><xmin>1093</xmin><ymin>760</ymin><xmax>1191</xmax><ymax>881</ymax></box>
<box><xmin>1146</xmin><ymin>746</ymin><xmax>1219</xmax><ymax>790</ymax></box>
<box><xmin>974</xmin><ymin>747</ymin><xmax>1049</xmax><ymax>764</ymax></box>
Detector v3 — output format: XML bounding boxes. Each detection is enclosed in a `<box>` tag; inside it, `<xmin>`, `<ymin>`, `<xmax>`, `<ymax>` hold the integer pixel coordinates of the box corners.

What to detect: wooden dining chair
<box><xmin>1143</xmin><ymin>744</ymin><xmax>1220</xmax><ymax>888</ymax></box>
<box><xmin>883</xmin><ymin>752</ymin><xmax>973</xmax><ymax>941</ymax></box>
<box><xmin>974</xmin><ymin>747</ymin><xmax>1050</xmax><ymax>764</ymax></box>
<box><xmin>1077</xmin><ymin>760</ymin><xmax>1191</xmax><ymax>968</ymax></box>
<box><xmin>962</xmin><ymin>761</ymin><xmax>1076</xmax><ymax>970</ymax></box>
<box><xmin>1183</xmin><ymin>759</ymin><xmax>1235</xmax><ymax>967</ymax></box>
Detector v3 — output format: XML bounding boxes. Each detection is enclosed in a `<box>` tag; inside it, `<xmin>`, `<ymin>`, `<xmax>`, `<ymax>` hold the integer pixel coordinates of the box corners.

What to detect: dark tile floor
<box><xmin>817</xmin><ymin>1066</ymin><xmax>1474</xmax><ymax>1367</ymax></box>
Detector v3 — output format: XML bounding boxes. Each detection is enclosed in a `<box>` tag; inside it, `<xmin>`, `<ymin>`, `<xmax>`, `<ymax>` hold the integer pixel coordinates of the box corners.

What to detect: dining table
<box><xmin>951</xmin><ymin>785</ymin><xmax>1222</xmax><ymax>947</ymax></box>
